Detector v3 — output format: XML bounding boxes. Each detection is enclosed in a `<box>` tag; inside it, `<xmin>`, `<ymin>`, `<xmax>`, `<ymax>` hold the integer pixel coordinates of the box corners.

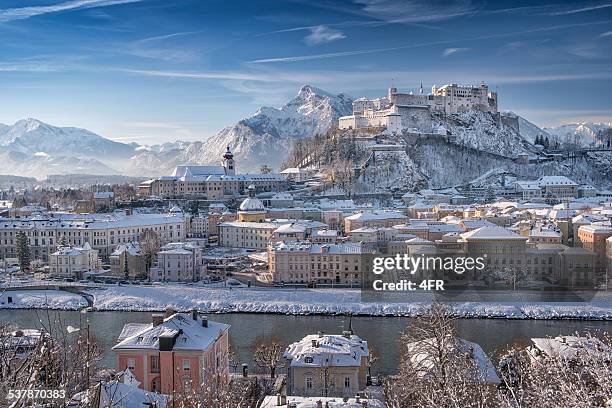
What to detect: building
<box><xmin>344</xmin><ymin>210</ymin><xmax>408</xmax><ymax>232</ymax></box>
<box><xmin>0</xmin><ymin>210</ymin><xmax>186</xmax><ymax>261</ymax></box>
<box><xmin>338</xmin><ymin>82</ymin><xmax>498</xmax><ymax>133</ymax></box>
<box><xmin>268</xmin><ymin>241</ymin><xmax>369</xmax><ymax>285</ymax></box>
<box><xmin>280</xmin><ymin>168</ymin><xmax>316</xmax><ymax>183</ymax></box>
<box><xmin>93</xmin><ymin>191</ymin><xmax>115</xmax><ymax>211</ymax></box>
<box><xmin>109</xmin><ymin>242</ymin><xmax>147</xmax><ymax>279</ymax></box>
<box><xmin>238</xmin><ymin>185</ymin><xmax>267</xmax><ymax>222</ymax></box>
<box><xmin>112</xmin><ymin>311</ymin><xmax>230</xmax><ymax>394</ymax></box>
<box><xmin>578</xmin><ymin>225</ymin><xmax>612</xmax><ymax>275</ymax></box>
<box><xmin>283</xmin><ymin>332</ymin><xmax>370</xmax><ymax>398</ymax></box>
<box><xmin>149</xmin><ymin>242</ymin><xmax>203</xmax><ymax>282</ymax></box>
<box><xmin>260</xmin><ymin>395</ymin><xmax>384</xmax><ymax>408</ymax></box>
<box><xmin>49</xmin><ymin>242</ymin><xmax>100</xmax><ymax>279</ymax></box>
<box><xmin>138</xmin><ymin>147</ymin><xmax>285</xmax><ymax>199</ymax></box>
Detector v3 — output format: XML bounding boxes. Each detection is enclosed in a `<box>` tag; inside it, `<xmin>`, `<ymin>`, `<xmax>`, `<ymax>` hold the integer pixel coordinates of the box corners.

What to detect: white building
<box><xmin>339</xmin><ymin>82</ymin><xmax>498</xmax><ymax>133</ymax></box>
<box><xmin>283</xmin><ymin>332</ymin><xmax>370</xmax><ymax>398</ymax></box>
<box><xmin>139</xmin><ymin>147</ymin><xmax>285</xmax><ymax>199</ymax></box>
<box><xmin>49</xmin><ymin>242</ymin><xmax>100</xmax><ymax>279</ymax></box>
<box><xmin>0</xmin><ymin>210</ymin><xmax>186</xmax><ymax>261</ymax></box>
<box><xmin>149</xmin><ymin>242</ymin><xmax>203</xmax><ymax>282</ymax></box>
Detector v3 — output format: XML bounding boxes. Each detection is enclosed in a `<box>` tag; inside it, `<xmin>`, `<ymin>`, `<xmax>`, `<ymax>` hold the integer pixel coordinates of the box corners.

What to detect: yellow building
<box><xmin>238</xmin><ymin>185</ymin><xmax>266</xmax><ymax>222</ymax></box>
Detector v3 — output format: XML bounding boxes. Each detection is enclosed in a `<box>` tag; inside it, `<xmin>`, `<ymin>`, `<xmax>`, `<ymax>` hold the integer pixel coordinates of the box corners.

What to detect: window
<box><xmin>304</xmin><ymin>356</ymin><xmax>313</xmax><ymax>363</ymax></box>
<box><xmin>150</xmin><ymin>355</ymin><xmax>160</xmax><ymax>373</ymax></box>
<box><xmin>183</xmin><ymin>359</ymin><xmax>190</xmax><ymax>371</ymax></box>
<box><xmin>127</xmin><ymin>358</ymin><xmax>135</xmax><ymax>370</ymax></box>
<box><xmin>305</xmin><ymin>377</ymin><xmax>313</xmax><ymax>389</ymax></box>
<box><xmin>344</xmin><ymin>377</ymin><xmax>351</xmax><ymax>388</ymax></box>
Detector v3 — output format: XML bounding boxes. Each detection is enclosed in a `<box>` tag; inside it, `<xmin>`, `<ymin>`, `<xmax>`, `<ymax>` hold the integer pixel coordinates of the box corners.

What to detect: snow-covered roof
<box><xmin>530</xmin><ymin>335</ymin><xmax>611</xmax><ymax>361</ymax></box>
<box><xmin>405</xmin><ymin>337</ymin><xmax>500</xmax><ymax>384</ymax></box>
<box><xmin>284</xmin><ymin>333</ymin><xmax>369</xmax><ymax>368</ymax></box>
<box><xmin>239</xmin><ymin>197</ymin><xmax>265</xmax><ymax>212</ymax></box>
<box><xmin>94</xmin><ymin>191</ymin><xmax>114</xmax><ymax>199</ymax></box>
<box><xmin>274</xmin><ymin>223</ymin><xmax>307</xmax><ymax>234</ymax></box>
<box><xmin>261</xmin><ymin>396</ymin><xmax>385</xmax><ymax>408</ymax></box>
<box><xmin>112</xmin><ymin>313</ymin><xmax>229</xmax><ymax>351</ymax></box>
<box><xmin>537</xmin><ymin>176</ymin><xmax>578</xmax><ymax>186</ymax></box>
<box><xmin>461</xmin><ymin>226</ymin><xmax>526</xmax><ymax>241</ymax></box>
<box><xmin>345</xmin><ymin>210</ymin><xmax>407</xmax><ymax>221</ymax></box>
<box><xmin>578</xmin><ymin>224</ymin><xmax>612</xmax><ymax>234</ymax></box>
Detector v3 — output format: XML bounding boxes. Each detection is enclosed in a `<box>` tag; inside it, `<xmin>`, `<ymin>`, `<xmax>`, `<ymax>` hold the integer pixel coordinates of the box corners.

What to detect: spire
<box><xmin>420</xmin><ymin>82</ymin><xmax>424</xmax><ymax>94</ymax></box>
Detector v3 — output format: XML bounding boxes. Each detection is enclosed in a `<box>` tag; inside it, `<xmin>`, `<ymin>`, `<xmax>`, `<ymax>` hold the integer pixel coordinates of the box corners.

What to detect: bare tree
<box><xmin>383</xmin><ymin>304</ymin><xmax>495</xmax><ymax>408</ymax></box>
<box><xmin>173</xmin><ymin>374</ymin><xmax>266</xmax><ymax>408</ymax></box>
<box><xmin>252</xmin><ymin>336</ymin><xmax>285</xmax><ymax>379</ymax></box>
<box><xmin>497</xmin><ymin>333</ymin><xmax>612</xmax><ymax>408</ymax></box>
<box><xmin>140</xmin><ymin>228</ymin><xmax>161</xmax><ymax>273</ymax></box>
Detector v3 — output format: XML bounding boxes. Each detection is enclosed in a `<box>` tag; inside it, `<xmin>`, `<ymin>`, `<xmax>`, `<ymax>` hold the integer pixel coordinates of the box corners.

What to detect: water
<box><xmin>0</xmin><ymin>309</ymin><xmax>609</xmax><ymax>375</ymax></box>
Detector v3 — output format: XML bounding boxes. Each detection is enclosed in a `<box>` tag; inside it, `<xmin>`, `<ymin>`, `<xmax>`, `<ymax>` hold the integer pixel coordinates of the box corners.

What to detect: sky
<box><xmin>0</xmin><ymin>0</ymin><xmax>611</xmax><ymax>145</ymax></box>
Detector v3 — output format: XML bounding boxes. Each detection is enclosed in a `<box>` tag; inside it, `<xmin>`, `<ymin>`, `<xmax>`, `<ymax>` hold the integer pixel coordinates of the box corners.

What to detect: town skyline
<box><xmin>1</xmin><ymin>0</ymin><xmax>612</xmax><ymax>145</ymax></box>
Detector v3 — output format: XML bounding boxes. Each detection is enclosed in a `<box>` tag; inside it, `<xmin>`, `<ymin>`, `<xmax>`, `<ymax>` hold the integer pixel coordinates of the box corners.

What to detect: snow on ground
<box><xmin>0</xmin><ymin>289</ymin><xmax>88</xmax><ymax>310</ymax></box>
<box><xmin>1</xmin><ymin>285</ymin><xmax>610</xmax><ymax>320</ymax></box>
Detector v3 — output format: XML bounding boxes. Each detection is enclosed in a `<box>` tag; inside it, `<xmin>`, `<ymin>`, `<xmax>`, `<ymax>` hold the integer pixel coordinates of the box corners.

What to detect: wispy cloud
<box><xmin>250</xmin><ymin>19</ymin><xmax>612</xmax><ymax>63</ymax></box>
<box><xmin>548</xmin><ymin>2</ymin><xmax>612</xmax><ymax>16</ymax></box>
<box><xmin>0</xmin><ymin>0</ymin><xmax>144</xmax><ymax>23</ymax></box>
<box><xmin>599</xmin><ymin>31</ymin><xmax>612</xmax><ymax>38</ymax></box>
<box><xmin>443</xmin><ymin>47</ymin><xmax>469</xmax><ymax>57</ymax></box>
<box><xmin>118</xmin><ymin>68</ymin><xmax>280</xmax><ymax>82</ymax></box>
<box><xmin>304</xmin><ymin>25</ymin><xmax>346</xmax><ymax>45</ymax></box>
<box><xmin>124</xmin><ymin>31</ymin><xmax>201</xmax><ymax>61</ymax></box>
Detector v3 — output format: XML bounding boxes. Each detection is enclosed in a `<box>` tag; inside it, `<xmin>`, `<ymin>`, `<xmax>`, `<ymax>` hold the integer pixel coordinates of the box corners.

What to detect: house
<box><xmin>93</xmin><ymin>192</ymin><xmax>115</xmax><ymax>211</ymax></box>
<box><xmin>260</xmin><ymin>395</ymin><xmax>385</xmax><ymax>407</ymax></box>
<box><xmin>283</xmin><ymin>332</ymin><xmax>370</xmax><ymax>398</ymax></box>
<box><xmin>112</xmin><ymin>311</ymin><xmax>230</xmax><ymax>394</ymax></box>
<box><xmin>149</xmin><ymin>242</ymin><xmax>203</xmax><ymax>282</ymax></box>
<box><xmin>109</xmin><ymin>242</ymin><xmax>147</xmax><ymax>279</ymax></box>
<box><xmin>49</xmin><ymin>243</ymin><xmax>100</xmax><ymax>279</ymax></box>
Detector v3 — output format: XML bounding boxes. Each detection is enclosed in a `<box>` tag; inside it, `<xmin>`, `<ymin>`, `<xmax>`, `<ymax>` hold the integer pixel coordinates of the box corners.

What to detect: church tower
<box><xmin>222</xmin><ymin>145</ymin><xmax>235</xmax><ymax>175</ymax></box>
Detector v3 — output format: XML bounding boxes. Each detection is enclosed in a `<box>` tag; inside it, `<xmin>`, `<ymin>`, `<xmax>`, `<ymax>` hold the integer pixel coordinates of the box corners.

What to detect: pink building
<box><xmin>112</xmin><ymin>311</ymin><xmax>230</xmax><ymax>395</ymax></box>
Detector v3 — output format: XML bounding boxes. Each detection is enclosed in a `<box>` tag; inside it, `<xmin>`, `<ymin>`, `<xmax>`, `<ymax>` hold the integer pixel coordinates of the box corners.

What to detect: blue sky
<box><xmin>1</xmin><ymin>0</ymin><xmax>611</xmax><ymax>144</ymax></box>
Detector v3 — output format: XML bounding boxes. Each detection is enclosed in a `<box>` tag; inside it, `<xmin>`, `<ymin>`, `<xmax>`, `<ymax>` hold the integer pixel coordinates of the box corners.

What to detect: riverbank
<box><xmin>1</xmin><ymin>284</ymin><xmax>611</xmax><ymax>320</ymax></box>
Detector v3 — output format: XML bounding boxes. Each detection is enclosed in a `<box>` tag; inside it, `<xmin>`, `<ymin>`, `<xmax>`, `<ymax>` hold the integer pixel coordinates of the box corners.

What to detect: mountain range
<box><xmin>1</xmin><ymin>85</ymin><xmax>610</xmax><ymax>183</ymax></box>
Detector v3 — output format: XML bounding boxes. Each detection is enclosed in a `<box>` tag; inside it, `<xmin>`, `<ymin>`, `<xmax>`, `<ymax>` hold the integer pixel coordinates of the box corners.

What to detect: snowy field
<box><xmin>2</xmin><ymin>284</ymin><xmax>610</xmax><ymax>320</ymax></box>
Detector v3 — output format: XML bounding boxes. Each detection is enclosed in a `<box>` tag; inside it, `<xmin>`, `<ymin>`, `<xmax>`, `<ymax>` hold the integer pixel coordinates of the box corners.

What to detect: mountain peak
<box><xmin>15</xmin><ymin>118</ymin><xmax>44</xmax><ymax>132</ymax></box>
<box><xmin>296</xmin><ymin>84</ymin><xmax>334</xmax><ymax>99</ymax></box>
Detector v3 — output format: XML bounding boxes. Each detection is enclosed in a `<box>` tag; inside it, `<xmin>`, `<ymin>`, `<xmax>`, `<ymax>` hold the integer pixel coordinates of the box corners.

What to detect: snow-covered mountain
<box><xmin>127</xmin><ymin>85</ymin><xmax>353</xmax><ymax>174</ymax></box>
<box><xmin>545</xmin><ymin>122</ymin><xmax>612</xmax><ymax>147</ymax></box>
<box><xmin>0</xmin><ymin>119</ymin><xmax>137</xmax><ymax>179</ymax></box>
<box><xmin>0</xmin><ymin>118</ymin><xmax>135</xmax><ymax>159</ymax></box>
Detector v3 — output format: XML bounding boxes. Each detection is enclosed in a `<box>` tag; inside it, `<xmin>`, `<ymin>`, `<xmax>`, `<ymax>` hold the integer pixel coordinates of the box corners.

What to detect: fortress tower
<box><xmin>222</xmin><ymin>145</ymin><xmax>235</xmax><ymax>175</ymax></box>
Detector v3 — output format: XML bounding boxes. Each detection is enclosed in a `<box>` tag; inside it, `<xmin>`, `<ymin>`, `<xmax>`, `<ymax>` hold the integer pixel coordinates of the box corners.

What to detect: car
<box><xmin>228</xmin><ymin>281</ymin><xmax>241</xmax><ymax>286</ymax></box>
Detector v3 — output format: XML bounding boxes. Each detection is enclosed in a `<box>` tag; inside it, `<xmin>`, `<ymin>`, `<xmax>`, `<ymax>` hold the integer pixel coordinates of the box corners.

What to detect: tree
<box><xmin>16</xmin><ymin>231</ymin><xmax>31</xmax><ymax>272</ymax></box>
<box><xmin>140</xmin><ymin>228</ymin><xmax>161</xmax><ymax>272</ymax></box>
<box><xmin>383</xmin><ymin>304</ymin><xmax>495</xmax><ymax>408</ymax></box>
<box><xmin>59</xmin><ymin>235</ymin><xmax>69</xmax><ymax>247</ymax></box>
<box><xmin>252</xmin><ymin>336</ymin><xmax>285</xmax><ymax>378</ymax></box>
<box><xmin>259</xmin><ymin>165</ymin><xmax>272</xmax><ymax>174</ymax></box>
<box><xmin>497</xmin><ymin>333</ymin><xmax>612</xmax><ymax>407</ymax></box>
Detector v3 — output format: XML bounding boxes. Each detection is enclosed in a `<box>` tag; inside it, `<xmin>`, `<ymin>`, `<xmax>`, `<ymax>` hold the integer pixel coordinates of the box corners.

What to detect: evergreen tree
<box><xmin>59</xmin><ymin>235</ymin><xmax>69</xmax><ymax>247</ymax></box>
<box><xmin>16</xmin><ymin>231</ymin><xmax>31</xmax><ymax>272</ymax></box>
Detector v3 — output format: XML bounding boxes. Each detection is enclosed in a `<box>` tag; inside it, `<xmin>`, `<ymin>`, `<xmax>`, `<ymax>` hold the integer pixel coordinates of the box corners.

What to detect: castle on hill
<box><xmin>339</xmin><ymin>82</ymin><xmax>498</xmax><ymax>134</ymax></box>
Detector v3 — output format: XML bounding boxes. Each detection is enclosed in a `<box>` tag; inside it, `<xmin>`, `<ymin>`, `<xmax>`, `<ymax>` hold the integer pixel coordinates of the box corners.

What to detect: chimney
<box><xmin>318</xmin><ymin>331</ymin><xmax>324</xmax><ymax>338</ymax></box>
<box><xmin>201</xmin><ymin>316</ymin><xmax>208</xmax><ymax>327</ymax></box>
<box><xmin>281</xmin><ymin>395</ymin><xmax>287</xmax><ymax>405</ymax></box>
<box><xmin>276</xmin><ymin>393</ymin><xmax>282</xmax><ymax>406</ymax></box>
<box><xmin>152</xmin><ymin>314</ymin><xmax>164</xmax><ymax>327</ymax></box>
<box><xmin>311</xmin><ymin>339</ymin><xmax>318</xmax><ymax>348</ymax></box>
<box><xmin>191</xmin><ymin>309</ymin><xmax>198</xmax><ymax>320</ymax></box>
<box><xmin>242</xmin><ymin>363</ymin><xmax>248</xmax><ymax>378</ymax></box>
<box><xmin>355</xmin><ymin>394</ymin><xmax>360</xmax><ymax>403</ymax></box>
<box><xmin>316</xmin><ymin>400</ymin><xmax>323</xmax><ymax>408</ymax></box>
<box><xmin>342</xmin><ymin>330</ymin><xmax>351</xmax><ymax>339</ymax></box>
<box><xmin>164</xmin><ymin>306</ymin><xmax>175</xmax><ymax>318</ymax></box>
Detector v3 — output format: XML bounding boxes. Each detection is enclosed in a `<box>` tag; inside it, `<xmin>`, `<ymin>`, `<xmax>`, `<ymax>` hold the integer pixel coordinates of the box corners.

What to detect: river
<box><xmin>1</xmin><ymin>309</ymin><xmax>610</xmax><ymax>375</ymax></box>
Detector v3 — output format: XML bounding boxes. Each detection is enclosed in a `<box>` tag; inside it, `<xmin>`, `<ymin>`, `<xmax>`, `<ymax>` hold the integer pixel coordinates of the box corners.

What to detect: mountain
<box><xmin>545</xmin><ymin>122</ymin><xmax>612</xmax><ymax>147</ymax></box>
<box><xmin>0</xmin><ymin>118</ymin><xmax>137</xmax><ymax>178</ymax></box>
<box><xmin>127</xmin><ymin>85</ymin><xmax>354</xmax><ymax>174</ymax></box>
<box><xmin>0</xmin><ymin>118</ymin><xmax>135</xmax><ymax>159</ymax></box>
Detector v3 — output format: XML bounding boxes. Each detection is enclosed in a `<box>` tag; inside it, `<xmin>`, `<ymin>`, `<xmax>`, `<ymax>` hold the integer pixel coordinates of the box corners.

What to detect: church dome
<box><xmin>238</xmin><ymin>184</ymin><xmax>265</xmax><ymax>213</ymax></box>
<box><xmin>239</xmin><ymin>197</ymin><xmax>265</xmax><ymax>212</ymax></box>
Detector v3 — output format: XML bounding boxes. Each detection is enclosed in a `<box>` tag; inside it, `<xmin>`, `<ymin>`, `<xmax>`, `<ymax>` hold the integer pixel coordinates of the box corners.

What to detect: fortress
<box><xmin>339</xmin><ymin>82</ymin><xmax>498</xmax><ymax>134</ymax></box>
